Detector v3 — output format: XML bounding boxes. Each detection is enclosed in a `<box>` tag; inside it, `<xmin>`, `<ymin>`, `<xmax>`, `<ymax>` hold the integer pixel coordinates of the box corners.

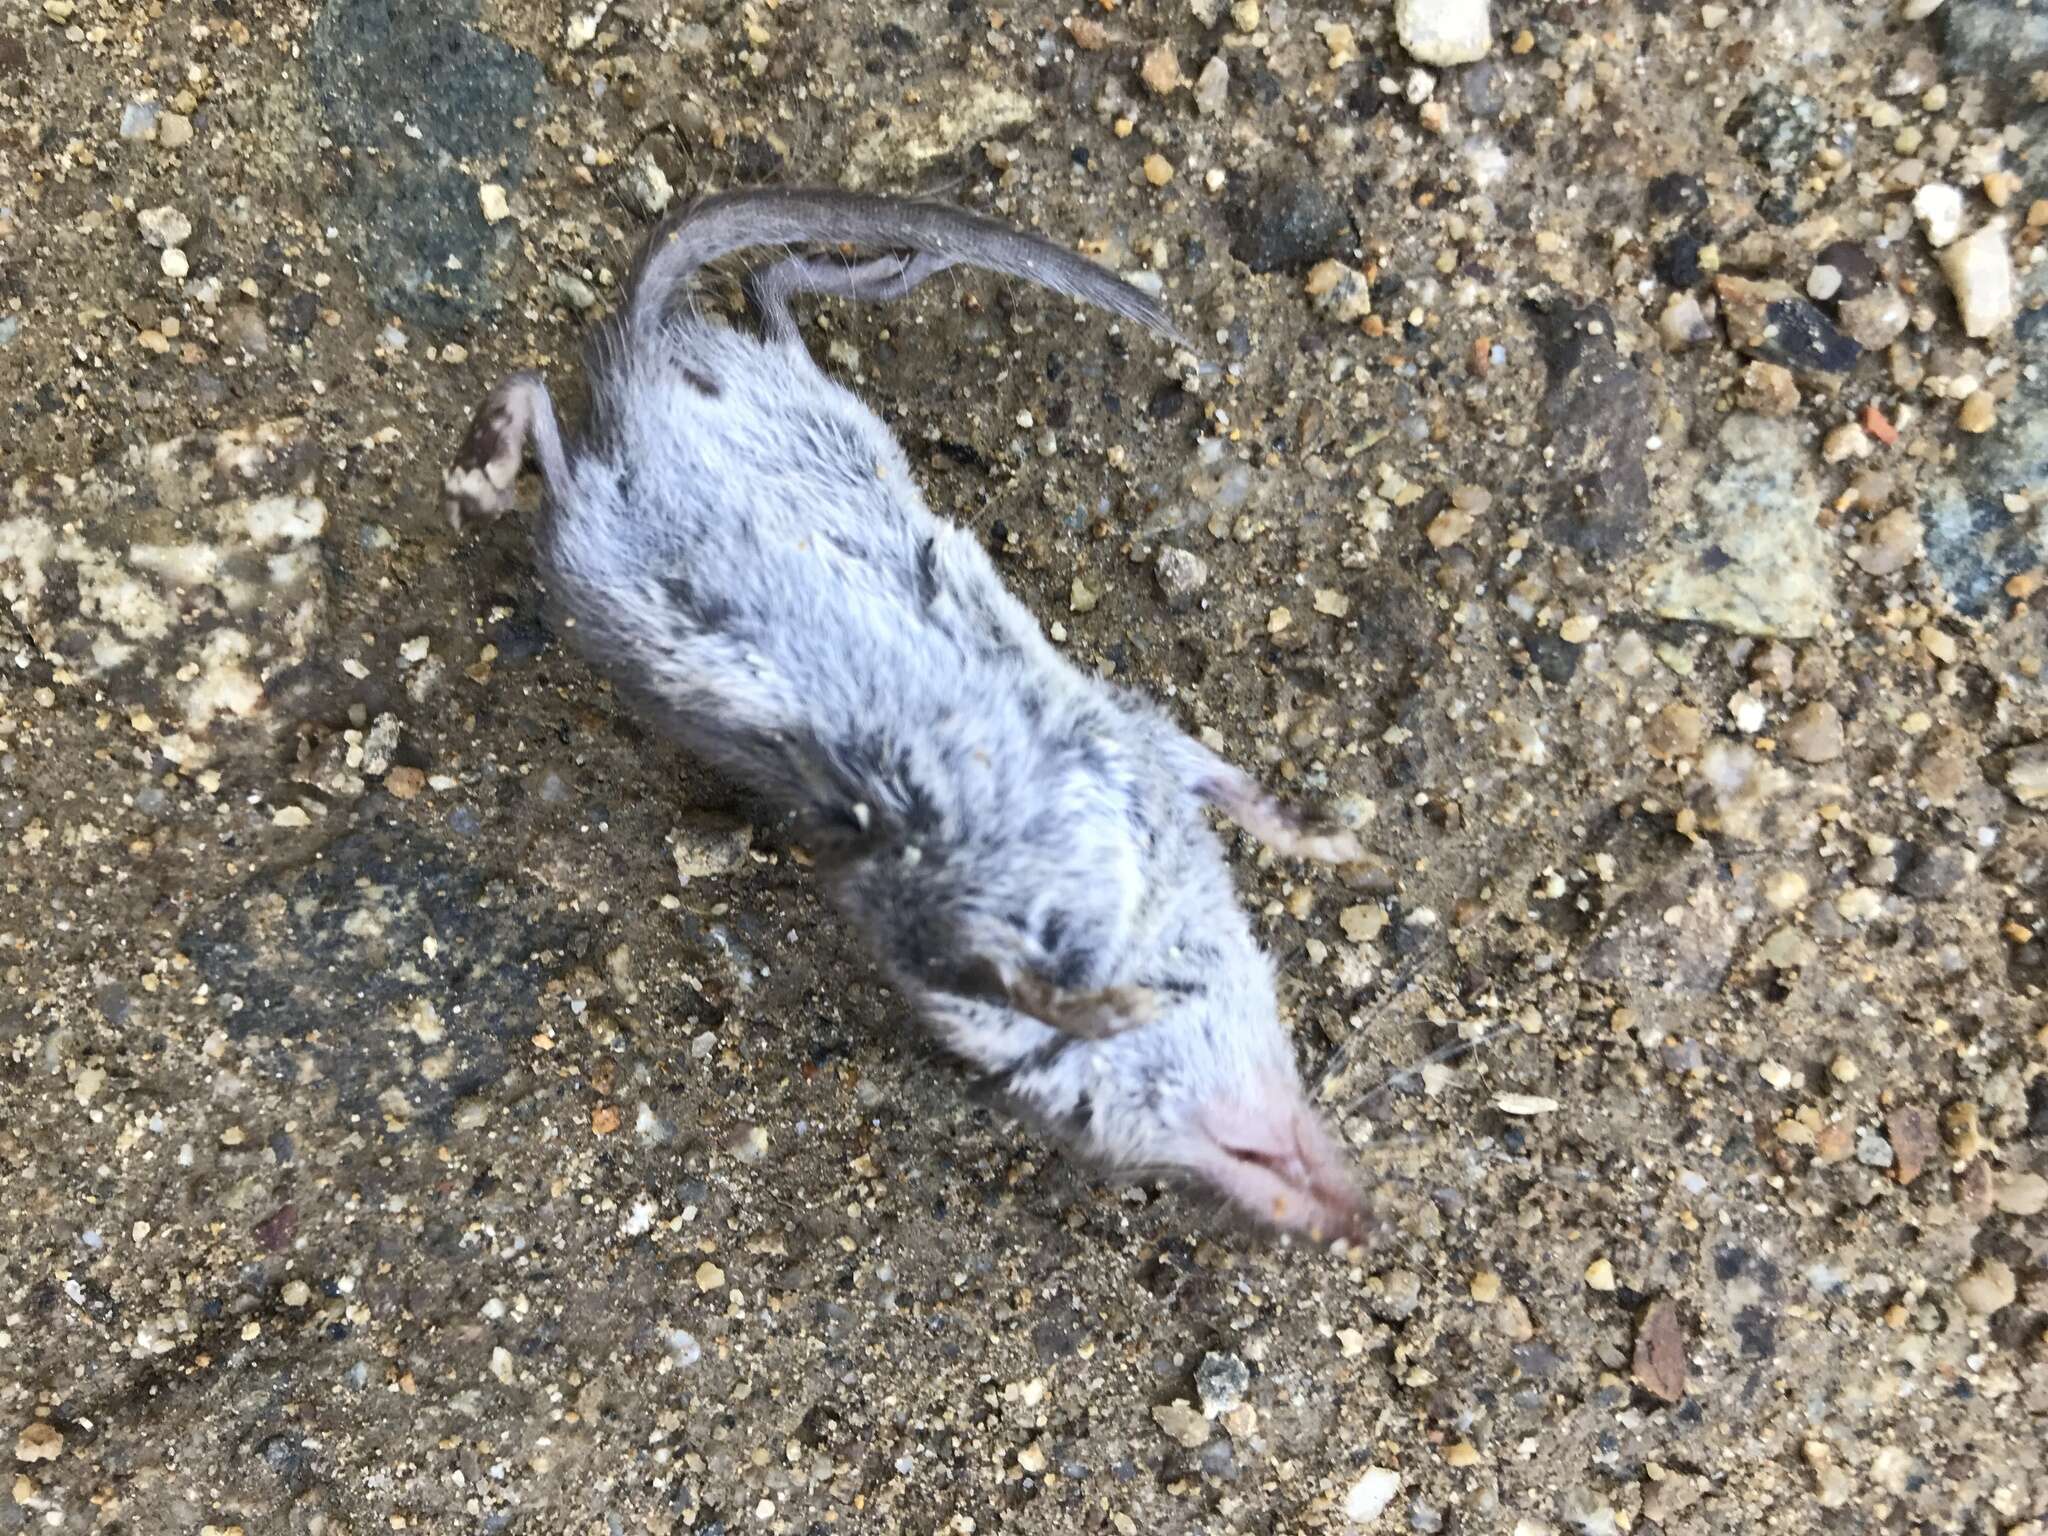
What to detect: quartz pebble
<box><xmin>621</xmin><ymin>158</ymin><xmax>673</xmax><ymax>217</ymax></box>
<box><xmin>1154</xmin><ymin>547</ymin><xmax>1209</xmax><ymax>604</ymax></box>
<box><xmin>137</xmin><ymin>205</ymin><xmax>192</xmax><ymax>249</ymax></box>
<box><xmin>1939</xmin><ymin>223</ymin><xmax>2015</xmax><ymax>338</ymax></box>
<box><xmin>1912</xmin><ymin>182</ymin><xmax>1964</xmax><ymax>247</ymax></box>
<box><xmin>119</xmin><ymin>101</ymin><xmax>160</xmax><ymax>140</ymax></box>
<box><xmin>1837</xmin><ymin>288</ymin><xmax>1911</xmax><ymax>349</ymax></box>
<box><xmin>1343</xmin><ymin>1467</ymin><xmax>1402</xmax><ymax>1523</ymax></box>
<box><xmin>1395</xmin><ymin>0</ymin><xmax>1492</xmax><ymax>65</ymax></box>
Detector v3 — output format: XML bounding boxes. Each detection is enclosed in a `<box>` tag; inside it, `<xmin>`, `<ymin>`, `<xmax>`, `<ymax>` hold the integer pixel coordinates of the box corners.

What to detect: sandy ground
<box><xmin>3</xmin><ymin>0</ymin><xmax>2047</xmax><ymax>1532</ymax></box>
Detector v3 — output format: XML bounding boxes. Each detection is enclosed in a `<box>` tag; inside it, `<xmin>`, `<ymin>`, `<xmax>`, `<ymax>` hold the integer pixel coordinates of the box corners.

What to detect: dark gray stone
<box><xmin>1526</xmin><ymin>298</ymin><xmax>1652</xmax><ymax>566</ymax></box>
<box><xmin>1727</xmin><ymin>85</ymin><xmax>1825</xmax><ymax>179</ymax></box>
<box><xmin>1747</xmin><ymin>296</ymin><xmax>1863</xmax><ymax>376</ymax></box>
<box><xmin>1921</xmin><ymin>303</ymin><xmax>2048</xmax><ymax>614</ymax></box>
<box><xmin>1224</xmin><ymin>174</ymin><xmax>1350</xmax><ymax>273</ymax></box>
<box><xmin>308</xmin><ymin>0</ymin><xmax>544</xmax><ymax>331</ymax></box>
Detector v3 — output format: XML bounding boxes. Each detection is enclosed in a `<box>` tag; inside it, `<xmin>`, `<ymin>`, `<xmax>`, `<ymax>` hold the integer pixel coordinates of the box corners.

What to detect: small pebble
<box><xmin>1994</xmin><ymin>1172</ymin><xmax>2047</xmax><ymax>1216</ymax></box>
<box><xmin>1151</xmin><ymin>1400</ymin><xmax>1211</xmax><ymax>1448</ymax></box>
<box><xmin>1645</xmin><ymin>702</ymin><xmax>1704</xmax><ymax>762</ymax></box>
<box><xmin>1658</xmin><ymin>292</ymin><xmax>1715</xmax><ymax>351</ymax></box>
<box><xmin>550</xmin><ymin>270</ymin><xmax>598</xmax><ymax>311</ymax></box>
<box><xmin>1426</xmin><ymin>506</ymin><xmax>1475</xmax><ymax>549</ymax></box>
<box><xmin>1955</xmin><ymin>1258</ymin><xmax>2016</xmax><ymax>1315</ymax></box>
<box><xmin>1763</xmin><ymin>870</ymin><xmax>1808</xmax><ymax>910</ymax></box>
<box><xmin>1195</xmin><ymin>1352</ymin><xmax>1249</xmax><ymax>1417</ymax></box>
<box><xmin>478</xmin><ymin>183</ymin><xmax>512</xmax><ymax>223</ymax></box>
<box><xmin>1783</xmin><ymin>701</ymin><xmax>1845</xmax><ymax>763</ymax></box>
<box><xmin>159</xmin><ymin>112</ymin><xmax>193</xmax><ymax>149</ymax></box>
<box><xmin>1140</xmin><ymin>43</ymin><xmax>1183</xmax><ymax>94</ymax></box>
<box><xmin>1142</xmin><ymin>154</ymin><xmax>1175</xmax><ymax>187</ymax></box>
<box><xmin>1958</xmin><ymin>391</ymin><xmax>1996</xmax><ymax>433</ymax></box>
<box><xmin>1343</xmin><ymin>1467</ymin><xmax>1402</xmax><ymax>1522</ymax></box>
<box><xmin>1838</xmin><ymin>289</ymin><xmax>1911</xmax><ymax>349</ymax></box>
<box><xmin>1631</xmin><ymin>1298</ymin><xmax>1688</xmax><ymax>1404</ymax></box>
<box><xmin>1154</xmin><ymin>547</ymin><xmax>1209</xmax><ymax>603</ymax></box>
<box><xmin>1585</xmin><ymin>1257</ymin><xmax>1617</xmax><ymax>1291</ymax></box>
<box><xmin>622</xmin><ymin>159</ymin><xmax>673</xmax><ymax>217</ymax></box>
<box><xmin>1395</xmin><ymin>0</ymin><xmax>1491</xmax><ymax>65</ymax></box>
<box><xmin>1912</xmin><ymin>182</ymin><xmax>1964</xmax><ymax>248</ymax></box>
<box><xmin>136</xmin><ymin>205</ymin><xmax>192</xmax><ymax>249</ymax></box>
<box><xmin>1940</xmin><ymin>223</ymin><xmax>2015</xmax><ymax>338</ymax></box>
<box><xmin>694</xmin><ymin>1260</ymin><xmax>726</xmax><ymax>1291</ymax></box>
<box><xmin>1821</xmin><ymin>422</ymin><xmax>1870</xmax><ymax>463</ymax></box>
<box><xmin>14</xmin><ymin>1424</ymin><xmax>61</xmax><ymax>1464</ymax></box>
<box><xmin>119</xmin><ymin>101</ymin><xmax>160</xmax><ymax>140</ymax></box>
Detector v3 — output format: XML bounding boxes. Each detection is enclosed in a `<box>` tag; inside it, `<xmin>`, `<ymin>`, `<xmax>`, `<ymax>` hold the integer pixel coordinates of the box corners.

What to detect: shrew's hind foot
<box><xmin>445</xmin><ymin>370</ymin><xmax>564</xmax><ymax>533</ymax></box>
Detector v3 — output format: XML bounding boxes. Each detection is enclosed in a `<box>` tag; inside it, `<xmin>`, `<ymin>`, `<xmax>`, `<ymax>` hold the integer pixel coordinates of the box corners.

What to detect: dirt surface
<box><xmin>4</xmin><ymin>0</ymin><xmax>2047</xmax><ymax>1532</ymax></box>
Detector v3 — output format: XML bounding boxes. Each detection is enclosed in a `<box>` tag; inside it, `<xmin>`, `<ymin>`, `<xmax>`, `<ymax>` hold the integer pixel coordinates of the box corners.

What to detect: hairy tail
<box><xmin>625</xmin><ymin>187</ymin><xmax>1183</xmax><ymax>344</ymax></box>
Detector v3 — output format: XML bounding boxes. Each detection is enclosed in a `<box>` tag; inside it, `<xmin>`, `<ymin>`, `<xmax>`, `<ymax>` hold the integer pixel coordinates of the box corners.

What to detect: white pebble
<box><xmin>160</xmin><ymin>247</ymin><xmax>190</xmax><ymax>279</ymax></box>
<box><xmin>1912</xmin><ymin>183</ymin><xmax>1964</xmax><ymax>248</ymax></box>
<box><xmin>1344</xmin><ymin>1467</ymin><xmax>1402</xmax><ymax>1522</ymax></box>
<box><xmin>1940</xmin><ymin>222</ymin><xmax>2015</xmax><ymax>338</ymax></box>
<box><xmin>1395</xmin><ymin>0</ymin><xmax>1491</xmax><ymax>65</ymax></box>
<box><xmin>119</xmin><ymin>101</ymin><xmax>160</xmax><ymax>140</ymax></box>
<box><xmin>136</xmin><ymin>204</ymin><xmax>192</xmax><ymax>249</ymax></box>
<box><xmin>478</xmin><ymin>182</ymin><xmax>511</xmax><ymax>224</ymax></box>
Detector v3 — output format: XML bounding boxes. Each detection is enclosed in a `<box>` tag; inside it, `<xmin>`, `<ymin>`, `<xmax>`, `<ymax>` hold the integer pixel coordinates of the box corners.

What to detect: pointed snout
<box><xmin>1188</xmin><ymin>1075</ymin><xmax>1376</xmax><ymax>1246</ymax></box>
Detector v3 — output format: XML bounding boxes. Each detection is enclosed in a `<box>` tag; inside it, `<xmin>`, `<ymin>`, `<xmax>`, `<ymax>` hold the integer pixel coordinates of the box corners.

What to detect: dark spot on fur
<box><xmin>916</xmin><ymin>537</ymin><xmax>940</xmax><ymax>607</ymax></box>
<box><xmin>682</xmin><ymin>367</ymin><xmax>721</xmax><ymax>397</ymax></box>
<box><xmin>659</xmin><ymin>568</ymin><xmax>734</xmax><ymax>629</ymax></box>
<box><xmin>1066</xmin><ymin>1090</ymin><xmax>1094</xmax><ymax>1135</ymax></box>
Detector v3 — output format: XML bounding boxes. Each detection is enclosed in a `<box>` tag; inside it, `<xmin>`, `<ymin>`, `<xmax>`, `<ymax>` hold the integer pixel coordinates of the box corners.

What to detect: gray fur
<box><xmin>444</xmin><ymin>189</ymin><xmax>1367</xmax><ymax>1242</ymax></box>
